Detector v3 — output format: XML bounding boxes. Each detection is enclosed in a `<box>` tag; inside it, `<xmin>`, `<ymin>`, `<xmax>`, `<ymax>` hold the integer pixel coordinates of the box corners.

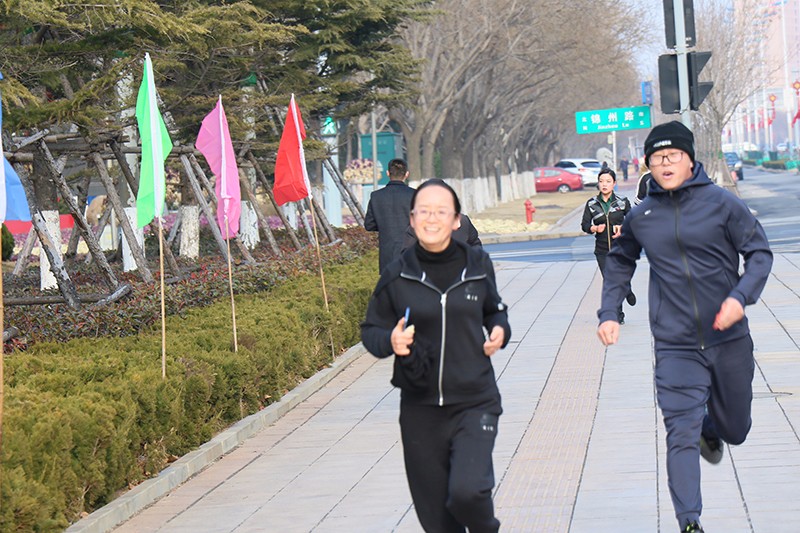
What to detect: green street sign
<box><xmin>575</xmin><ymin>105</ymin><xmax>651</xmax><ymax>134</ymax></box>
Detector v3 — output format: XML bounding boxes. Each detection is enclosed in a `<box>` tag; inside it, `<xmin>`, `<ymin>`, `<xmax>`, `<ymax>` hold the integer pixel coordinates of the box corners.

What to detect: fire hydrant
<box><xmin>524</xmin><ymin>199</ymin><xmax>536</xmax><ymax>224</ymax></box>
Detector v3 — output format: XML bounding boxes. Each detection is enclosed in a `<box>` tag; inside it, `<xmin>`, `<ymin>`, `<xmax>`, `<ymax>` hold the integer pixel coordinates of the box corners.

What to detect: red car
<box><xmin>533</xmin><ymin>167</ymin><xmax>584</xmax><ymax>193</ymax></box>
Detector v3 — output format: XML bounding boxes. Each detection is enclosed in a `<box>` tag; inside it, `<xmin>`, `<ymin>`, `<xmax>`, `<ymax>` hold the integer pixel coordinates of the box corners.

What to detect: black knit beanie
<box><xmin>644</xmin><ymin>120</ymin><xmax>695</xmax><ymax>166</ymax></box>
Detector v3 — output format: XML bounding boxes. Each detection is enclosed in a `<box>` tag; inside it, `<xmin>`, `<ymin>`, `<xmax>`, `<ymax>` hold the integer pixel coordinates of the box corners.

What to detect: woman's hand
<box><xmin>391</xmin><ymin>317</ymin><xmax>415</xmax><ymax>356</ymax></box>
<box><xmin>594</xmin><ymin>223</ymin><xmax>606</xmax><ymax>234</ymax></box>
<box><xmin>483</xmin><ymin>326</ymin><xmax>505</xmax><ymax>356</ymax></box>
<box><xmin>612</xmin><ymin>225</ymin><xmax>622</xmax><ymax>238</ymax></box>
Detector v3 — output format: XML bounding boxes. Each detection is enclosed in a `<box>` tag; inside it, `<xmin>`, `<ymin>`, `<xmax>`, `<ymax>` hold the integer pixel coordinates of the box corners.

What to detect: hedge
<box><xmin>762</xmin><ymin>160</ymin><xmax>788</xmax><ymax>170</ymax></box>
<box><xmin>0</xmin><ymin>251</ymin><xmax>379</xmax><ymax>531</ymax></box>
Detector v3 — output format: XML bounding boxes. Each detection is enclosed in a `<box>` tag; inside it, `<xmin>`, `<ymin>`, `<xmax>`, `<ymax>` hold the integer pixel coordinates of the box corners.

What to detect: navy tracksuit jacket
<box><xmin>598</xmin><ymin>162</ymin><xmax>772</xmax><ymax>350</ymax></box>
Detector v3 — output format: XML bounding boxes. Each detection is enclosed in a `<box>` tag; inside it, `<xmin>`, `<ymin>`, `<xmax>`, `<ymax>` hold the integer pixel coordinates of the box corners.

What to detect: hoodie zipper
<box><xmin>400</xmin><ymin>269</ymin><xmax>487</xmax><ymax>406</ymax></box>
<box><xmin>438</xmin><ymin>292</ymin><xmax>447</xmax><ymax>406</ymax></box>
<box><xmin>671</xmin><ymin>192</ymin><xmax>705</xmax><ymax>349</ymax></box>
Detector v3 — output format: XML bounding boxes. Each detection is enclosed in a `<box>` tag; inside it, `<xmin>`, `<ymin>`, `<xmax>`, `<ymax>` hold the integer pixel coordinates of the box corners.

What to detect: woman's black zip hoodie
<box><xmin>361</xmin><ymin>239</ymin><xmax>511</xmax><ymax>406</ymax></box>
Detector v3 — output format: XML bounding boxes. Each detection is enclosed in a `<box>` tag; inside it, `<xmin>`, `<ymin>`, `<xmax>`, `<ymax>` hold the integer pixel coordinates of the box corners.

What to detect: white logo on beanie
<box><xmin>654</xmin><ymin>140</ymin><xmax>672</xmax><ymax>148</ymax></box>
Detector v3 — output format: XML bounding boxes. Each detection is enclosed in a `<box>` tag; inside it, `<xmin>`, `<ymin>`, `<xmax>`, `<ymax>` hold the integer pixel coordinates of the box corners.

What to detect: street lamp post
<box><xmin>769</xmin><ymin>94</ymin><xmax>777</xmax><ymax>152</ymax></box>
<box><xmin>793</xmin><ymin>80</ymin><xmax>800</xmax><ymax>155</ymax></box>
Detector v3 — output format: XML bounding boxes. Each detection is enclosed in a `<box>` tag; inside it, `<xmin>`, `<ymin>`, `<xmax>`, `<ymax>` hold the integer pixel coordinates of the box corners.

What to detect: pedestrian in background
<box><xmin>363</xmin><ymin>158</ymin><xmax>415</xmax><ymax>273</ymax></box>
<box><xmin>618</xmin><ymin>157</ymin><xmax>629</xmax><ymax>181</ymax></box>
<box><xmin>581</xmin><ymin>168</ymin><xmax>636</xmax><ymax>323</ymax></box>
<box><xmin>596</xmin><ymin>121</ymin><xmax>773</xmax><ymax>533</ymax></box>
<box><xmin>361</xmin><ymin>179</ymin><xmax>510</xmax><ymax>533</ymax></box>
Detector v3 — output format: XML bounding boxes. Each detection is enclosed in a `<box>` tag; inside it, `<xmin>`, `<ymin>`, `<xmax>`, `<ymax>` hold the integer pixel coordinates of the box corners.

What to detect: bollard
<box><xmin>524</xmin><ymin>199</ymin><xmax>536</xmax><ymax>224</ymax></box>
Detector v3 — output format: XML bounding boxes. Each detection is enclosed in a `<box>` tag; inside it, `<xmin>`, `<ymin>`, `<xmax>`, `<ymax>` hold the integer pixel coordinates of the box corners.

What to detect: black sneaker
<box><xmin>618</xmin><ymin>312</ymin><xmax>625</xmax><ymax>325</ymax></box>
<box><xmin>626</xmin><ymin>291</ymin><xmax>637</xmax><ymax>306</ymax></box>
<box><xmin>700</xmin><ymin>434</ymin><xmax>724</xmax><ymax>464</ymax></box>
<box><xmin>682</xmin><ymin>521</ymin><xmax>704</xmax><ymax>532</ymax></box>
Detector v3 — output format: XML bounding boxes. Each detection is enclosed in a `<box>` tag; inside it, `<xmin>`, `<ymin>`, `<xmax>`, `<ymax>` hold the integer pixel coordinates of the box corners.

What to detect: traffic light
<box><xmin>658</xmin><ymin>54</ymin><xmax>680</xmax><ymax>114</ymax></box>
<box><xmin>657</xmin><ymin>51</ymin><xmax>712</xmax><ymax>114</ymax></box>
<box><xmin>688</xmin><ymin>51</ymin><xmax>713</xmax><ymax>110</ymax></box>
<box><xmin>663</xmin><ymin>0</ymin><xmax>696</xmax><ymax>49</ymax></box>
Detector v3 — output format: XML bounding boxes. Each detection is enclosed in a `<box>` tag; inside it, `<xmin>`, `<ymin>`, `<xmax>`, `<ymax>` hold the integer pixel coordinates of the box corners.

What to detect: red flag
<box><xmin>273</xmin><ymin>94</ymin><xmax>310</xmax><ymax>206</ymax></box>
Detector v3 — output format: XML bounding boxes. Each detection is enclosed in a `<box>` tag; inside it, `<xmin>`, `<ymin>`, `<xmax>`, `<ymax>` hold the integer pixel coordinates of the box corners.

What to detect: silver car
<box><xmin>554</xmin><ymin>158</ymin><xmax>603</xmax><ymax>186</ymax></box>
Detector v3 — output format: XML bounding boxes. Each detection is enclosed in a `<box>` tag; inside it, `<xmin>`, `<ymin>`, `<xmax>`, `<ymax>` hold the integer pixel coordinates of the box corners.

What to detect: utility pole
<box><xmin>672</xmin><ymin>0</ymin><xmax>692</xmax><ymax>128</ymax></box>
<box><xmin>659</xmin><ymin>1</ymin><xmax>712</xmax><ymax>122</ymax></box>
<box><xmin>370</xmin><ymin>108</ymin><xmax>378</xmax><ymax>189</ymax></box>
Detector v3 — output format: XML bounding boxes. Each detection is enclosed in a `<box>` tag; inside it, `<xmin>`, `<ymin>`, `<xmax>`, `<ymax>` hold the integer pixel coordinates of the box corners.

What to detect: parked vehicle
<box><xmin>554</xmin><ymin>158</ymin><xmax>603</xmax><ymax>186</ymax></box>
<box><xmin>533</xmin><ymin>167</ymin><xmax>584</xmax><ymax>193</ymax></box>
<box><xmin>724</xmin><ymin>152</ymin><xmax>744</xmax><ymax>181</ymax></box>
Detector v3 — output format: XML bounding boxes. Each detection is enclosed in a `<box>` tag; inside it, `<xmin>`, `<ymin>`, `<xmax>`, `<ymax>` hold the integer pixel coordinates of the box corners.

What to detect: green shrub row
<box><xmin>0</xmin><ymin>251</ymin><xmax>379</xmax><ymax>531</ymax></box>
<box><xmin>762</xmin><ymin>160</ymin><xmax>788</xmax><ymax>170</ymax></box>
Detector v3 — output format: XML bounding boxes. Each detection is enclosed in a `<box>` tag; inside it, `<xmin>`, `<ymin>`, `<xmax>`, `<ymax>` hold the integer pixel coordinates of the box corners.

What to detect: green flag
<box><xmin>135</xmin><ymin>53</ymin><xmax>173</xmax><ymax>227</ymax></box>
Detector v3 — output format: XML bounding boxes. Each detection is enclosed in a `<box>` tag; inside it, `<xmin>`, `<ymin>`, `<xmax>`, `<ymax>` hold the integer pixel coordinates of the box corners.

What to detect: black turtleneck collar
<box><xmin>415</xmin><ymin>238</ymin><xmax>466</xmax><ymax>292</ymax></box>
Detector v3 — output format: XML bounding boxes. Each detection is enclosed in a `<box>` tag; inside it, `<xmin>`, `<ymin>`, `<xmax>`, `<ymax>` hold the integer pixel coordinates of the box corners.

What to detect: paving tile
<box><xmin>76</xmin><ymin>254</ymin><xmax>800</xmax><ymax>533</ymax></box>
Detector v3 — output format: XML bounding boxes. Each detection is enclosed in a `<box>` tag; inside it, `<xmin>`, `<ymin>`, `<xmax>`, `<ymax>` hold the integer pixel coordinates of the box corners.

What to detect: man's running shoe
<box><xmin>700</xmin><ymin>434</ymin><xmax>724</xmax><ymax>464</ymax></box>
<box><xmin>626</xmin><ymin>291</ymin><xmax>637</xmax><ymax>306</ymax></box>
<box><xmin>682</xmin><ymin>521</ymin><xmax>704</xmax><ymax>532</ymax></box>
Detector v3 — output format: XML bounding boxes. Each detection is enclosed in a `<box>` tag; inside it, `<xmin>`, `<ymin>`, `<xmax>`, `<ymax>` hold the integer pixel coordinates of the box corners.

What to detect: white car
<box><xmin>554</xmin><ymin>158</ymin><xmax>603</xmax><ymax>186</ymax></box>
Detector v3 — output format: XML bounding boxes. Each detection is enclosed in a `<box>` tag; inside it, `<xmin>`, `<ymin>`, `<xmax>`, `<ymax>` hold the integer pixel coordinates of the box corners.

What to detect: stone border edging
<box><xmin>65</xmin><ymin>343</ymin><xmax>371</xmax><ymax>533</ymax></box>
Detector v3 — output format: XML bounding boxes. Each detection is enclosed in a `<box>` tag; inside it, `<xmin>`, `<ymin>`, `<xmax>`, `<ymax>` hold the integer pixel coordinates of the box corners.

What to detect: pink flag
<box><xmin>196</xmin><ymin>96</ymin><xmax>241</xmax><ymax>237</ymax></box>
<box><xmin>273</xmin><ymin>94</ymin><xmax>310</xmax><ymax>206</ymax></box>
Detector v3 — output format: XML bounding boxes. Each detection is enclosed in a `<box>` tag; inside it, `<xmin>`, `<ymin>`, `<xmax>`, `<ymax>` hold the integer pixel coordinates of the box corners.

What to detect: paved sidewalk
<box><xmin>68</xmin><ymin>248</ymin><xmax>800</xmax><ymax>533</ymax></box>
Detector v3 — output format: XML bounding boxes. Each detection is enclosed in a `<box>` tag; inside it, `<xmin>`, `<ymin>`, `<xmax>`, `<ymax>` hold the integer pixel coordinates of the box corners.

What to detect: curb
<box><xmin>65</xmin><ymin>343</ymin><xmax>371</xmax><ymax>533</ymax></box>
<box><xmin>480</xmin><ymin>231</ymin><xmax>584</xmax><ymax>245</ymax></box>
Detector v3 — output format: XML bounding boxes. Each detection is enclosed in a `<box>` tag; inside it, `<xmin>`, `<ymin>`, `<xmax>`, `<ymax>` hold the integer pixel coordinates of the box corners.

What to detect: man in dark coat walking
<box><xmin>364</xmin><ymin>158</ymin><xmax>416</xmax><ymax>272</ymax></box>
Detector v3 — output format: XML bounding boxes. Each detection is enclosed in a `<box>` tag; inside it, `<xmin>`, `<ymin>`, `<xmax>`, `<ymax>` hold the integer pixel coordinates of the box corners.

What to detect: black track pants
<box><xmin>399</xmin><ymin>397</ymin><xmax>502</xmax><ymax>533</ymax></box>
<box><xmin>595</xmin><ymin>252</ymin><xmax>631</xmax><ymax>316</ymax></box>
<box><xmin>655</xmin><ymin>335</ymin><xmax>755</xmax><ymax>528</ymax></box>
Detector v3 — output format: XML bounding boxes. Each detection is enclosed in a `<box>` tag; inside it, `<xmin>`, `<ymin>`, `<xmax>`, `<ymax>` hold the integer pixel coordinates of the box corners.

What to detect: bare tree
<box><xmin>391</xmin><ymin>0</ymin><xmax>647</xmax><ymax>180</ymax></box>
<box><xmin>692</xmin><ymin>0</ymin><xmax>767</xmax><ymax>181</ymax></box>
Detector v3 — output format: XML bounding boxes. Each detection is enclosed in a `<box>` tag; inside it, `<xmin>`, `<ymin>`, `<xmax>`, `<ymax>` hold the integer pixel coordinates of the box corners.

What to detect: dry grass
<box><xmin>471</xmin><ymin>190</ymin><xmax>596</xmax><ymax>226</ymax></box>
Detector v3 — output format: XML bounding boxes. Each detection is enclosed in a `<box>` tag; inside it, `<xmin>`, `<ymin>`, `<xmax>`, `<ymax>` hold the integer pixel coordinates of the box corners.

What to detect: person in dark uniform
<box><xmin>581</xmin><ymin>168</ymin><xmax>636</xmax><ymax>323</ymax></box>
<box><xmin>363</xmin><ymin>158</ymin><xmax>415</xmax><ymax>273</ymax></box>
<box><xmin>402</xmin><ymin>210</ymin><xmax>482</xmax><ymax>251</ymax></box>
<box><xmin>361</xmin><ymin>179</ymin><xmax>510</xmax><ymax>533</ymax></box>
<box><xmin>597</xmin><ymin>121</ymin><xmax>773</xmax><ymax>533</ymax></box>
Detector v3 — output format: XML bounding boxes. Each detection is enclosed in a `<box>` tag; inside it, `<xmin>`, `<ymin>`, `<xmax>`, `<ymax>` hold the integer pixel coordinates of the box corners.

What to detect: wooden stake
<box><xmin>308</xmin><ymin>196</ymin><xmax>335</xmax><ymax>360</ymax></box>
<box><xmin>158</xmin><ymin>217</ymin><xmax>167</xmax><ymax>379</ymax></box>
<box><xmin>0</xmin><ymin>236</ymin><xmax>5</xmax><ymax>480</ymax></box>
<box><xmin>224</xmin><ymin>216</ymin><xmax>238</xmax><ymax>353</ymax></box>
<box><xmin>245</xmin><ymin>151</ymin><xmax>302</xmax><ymax>251</ymax></box>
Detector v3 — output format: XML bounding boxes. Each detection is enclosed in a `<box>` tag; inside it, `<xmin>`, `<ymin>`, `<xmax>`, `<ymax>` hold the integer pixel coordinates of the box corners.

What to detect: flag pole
<box><xmin>158</xmin><ymin>217</ymin><xmax>167</xmax><ymax>379</ymax></box>
<box><xmin>307</xmin><ymin>199</ymin><xmax>335</xmax><ymax>359</ymax></box>
<box><xmin>225</xmin><ymin>214</ymin><xmax>238</xmax><ymax>352</ymax></box>
<box><xmin>0</xmin><ymin>236</ymin><xmax>5</xmax><ymax>459</ymax></box>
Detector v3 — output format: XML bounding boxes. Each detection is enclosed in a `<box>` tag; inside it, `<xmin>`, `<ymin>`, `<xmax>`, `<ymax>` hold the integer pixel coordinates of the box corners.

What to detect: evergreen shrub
<box><xmin>1</xmin><ymin>224</ymin><xmax>13</xmax><ymax>260</ymax></box>
<box><xmin>0</xmin><ymin>238</ymin><xmax>379</xmax><ymax>531</ymax></box>
<box><xmin>762</xmin><ymin>160</ymin><xmax>787</xmax><ymax>170</ymax></box>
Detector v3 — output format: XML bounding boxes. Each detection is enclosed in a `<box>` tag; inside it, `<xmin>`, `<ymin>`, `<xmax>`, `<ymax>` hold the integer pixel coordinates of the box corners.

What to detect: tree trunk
<box><xmin>440</xmin><ymin>124</ymin><xmax>464</xmax><ymax>180</ymax></box>
<box><xmin>405</xmin><ymin>128</ymin><xmax>424</xmax><ymax>182</ymax></box>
